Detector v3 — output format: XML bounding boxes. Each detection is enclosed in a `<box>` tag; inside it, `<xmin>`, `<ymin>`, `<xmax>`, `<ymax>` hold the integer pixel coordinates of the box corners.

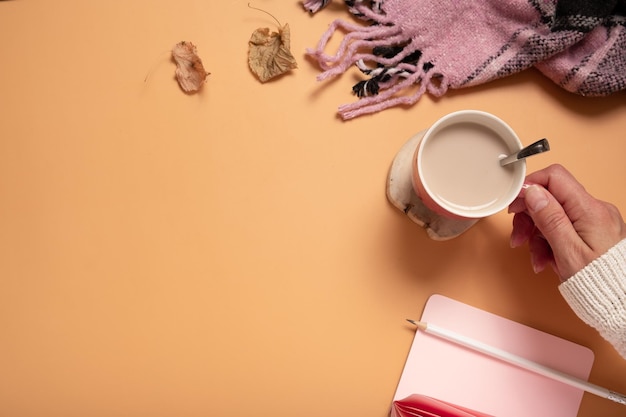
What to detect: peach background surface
<box><xmin>1</xmin><ymin>1</ymin><xmax>625</xmax><ymax>416</ymax></box>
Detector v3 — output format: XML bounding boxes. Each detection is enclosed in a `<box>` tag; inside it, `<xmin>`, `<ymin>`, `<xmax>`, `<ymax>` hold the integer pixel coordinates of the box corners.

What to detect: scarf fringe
<box><xmin>306</xmin><ymin>20</ymin><xmax>403</xmax><ymax>69</ymax></box>
<box><xmin>303</xmin><ymin>0</ymin><xmax>330</xmax><ymax>14</ymax></box>
<box><xmin>306</xmin><ymin>3</ymin><xmax>449</xmax><ymax>120</ymax></box>
<box><xmin>339</xmin><ymin>68</ymin><xmax>448</xmax><ymax>120</ymax></box>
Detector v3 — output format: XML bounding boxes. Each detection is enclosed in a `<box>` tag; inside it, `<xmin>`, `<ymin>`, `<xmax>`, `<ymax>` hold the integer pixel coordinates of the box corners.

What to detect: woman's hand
<box><xmin>509</xmin><ymin>164</ymin><xmax>626</xmax><ymax>281</ymax></box>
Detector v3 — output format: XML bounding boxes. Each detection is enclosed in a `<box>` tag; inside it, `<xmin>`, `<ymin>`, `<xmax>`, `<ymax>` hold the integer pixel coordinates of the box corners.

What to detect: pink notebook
<box><xmin>392</xmin><ymin>294</ymin><xmax>595</xmax><ymax>417</ymax></box>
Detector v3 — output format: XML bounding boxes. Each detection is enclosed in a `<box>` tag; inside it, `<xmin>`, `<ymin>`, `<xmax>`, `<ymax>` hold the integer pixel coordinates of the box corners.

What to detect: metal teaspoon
<box><xmin>499</xmin><ymin>138</ymin><xmax>550</xmax><ymax>166</ymax></box>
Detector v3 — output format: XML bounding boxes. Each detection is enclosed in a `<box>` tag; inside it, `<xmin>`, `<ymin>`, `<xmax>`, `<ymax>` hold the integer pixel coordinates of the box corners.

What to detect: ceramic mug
<box><xmin>411</xmin><ymin>110</ymin><xmax>526</xmax><ymax>219</ymax></box>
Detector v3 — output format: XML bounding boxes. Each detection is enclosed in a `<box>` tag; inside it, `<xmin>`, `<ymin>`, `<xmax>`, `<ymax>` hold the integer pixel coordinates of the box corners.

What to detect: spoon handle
<box><xmin>500</xmin><ymin>138</ymin><xmax>550</xmax><ymax>166</ymax></box>
<box><xmin>518</xmin><ymin>138</ymin><xmax>550</xmax><ymax>159</ymax></box>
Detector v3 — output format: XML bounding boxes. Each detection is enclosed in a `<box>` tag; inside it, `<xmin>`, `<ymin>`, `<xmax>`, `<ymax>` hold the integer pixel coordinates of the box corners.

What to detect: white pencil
<box><xmin>406</xmin><ymin>319</ymin><xmax>626</xmax><ymax>405</ymax></box>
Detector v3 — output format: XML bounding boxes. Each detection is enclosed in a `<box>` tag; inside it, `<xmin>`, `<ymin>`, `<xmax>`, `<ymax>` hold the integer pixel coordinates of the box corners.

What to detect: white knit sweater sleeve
<box><xmin>559</xmin><ymin>238</ymin><xmax>626</xmax><ymax>359</ymax></box>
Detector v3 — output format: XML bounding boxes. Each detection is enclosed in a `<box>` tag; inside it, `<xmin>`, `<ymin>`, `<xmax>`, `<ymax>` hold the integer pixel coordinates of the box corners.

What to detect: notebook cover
<box><xmin>392</xmin><ymin>294</ymin><xmax>595</xmax><ymax>417</ymax></box>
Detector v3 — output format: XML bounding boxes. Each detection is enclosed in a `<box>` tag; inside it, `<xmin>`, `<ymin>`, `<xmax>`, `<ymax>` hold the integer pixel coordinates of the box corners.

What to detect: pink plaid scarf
<box><xmin>305</xmin><ymin>0</ymin><xmax>626</xmax><ymax>120</ymax></box>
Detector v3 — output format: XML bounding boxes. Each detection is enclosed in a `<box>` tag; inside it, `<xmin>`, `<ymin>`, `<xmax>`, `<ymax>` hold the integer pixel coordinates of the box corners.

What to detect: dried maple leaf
<box><xmin>171</xmin><ymin>41</ymin><xmax>209</xmax><ymax>93</ymax></box>
<box><xmin>247</xmin><ymin>7</ymin><xmax>297</xmax><ymax>83</ymax></box>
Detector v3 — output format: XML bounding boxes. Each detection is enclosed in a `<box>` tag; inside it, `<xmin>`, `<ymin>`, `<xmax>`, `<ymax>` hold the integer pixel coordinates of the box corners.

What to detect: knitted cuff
<box><xmin>559</xmin><ymin>238</ymin><xmax>626</xmax><ymax>359</ymax></box>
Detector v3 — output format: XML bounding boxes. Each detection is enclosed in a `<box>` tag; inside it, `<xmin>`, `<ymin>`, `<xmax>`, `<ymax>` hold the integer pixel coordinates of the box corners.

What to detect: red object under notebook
<box><xmin>392</xmin><ymin>394</ymin><xmax>495</xmax><ymax>417</ymax></box>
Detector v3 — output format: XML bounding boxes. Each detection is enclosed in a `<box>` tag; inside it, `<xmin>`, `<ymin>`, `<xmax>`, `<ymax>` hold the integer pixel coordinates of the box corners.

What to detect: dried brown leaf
<box><xmin>248</xmin><ymin>23</ymin><xmax>297</xmax><ymax>83</ymax></box>
<box><xmin>172</xmin><ymin>41</ymin><xmax>209</xmax><ymax>93</ymax></box>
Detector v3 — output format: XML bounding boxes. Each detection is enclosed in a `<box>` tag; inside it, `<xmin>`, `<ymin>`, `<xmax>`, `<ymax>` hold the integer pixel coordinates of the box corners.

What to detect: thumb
<box><xmin>524</xmin><ymin>185</ymin><xmax>581</xmax><ymax>252</ymax></box>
